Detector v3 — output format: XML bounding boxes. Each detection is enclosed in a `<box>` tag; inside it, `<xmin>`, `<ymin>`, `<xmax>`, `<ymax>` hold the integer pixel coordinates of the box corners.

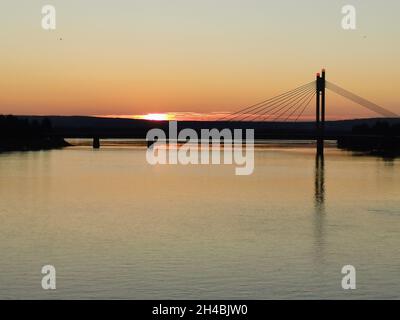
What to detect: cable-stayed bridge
<box><xmin>49</xmin><ymin>69</ymin><xmax>398</xmax><ymax>153</ymax></box>
<box><xmin>220</xmin><ymin>69</ymin><xmax>397</xmax><ymax>122</ymax></box>
<box><xmin>220</xmin><ymin>69</ymin><xmax>398</xmax><ymax>154</ymax></box>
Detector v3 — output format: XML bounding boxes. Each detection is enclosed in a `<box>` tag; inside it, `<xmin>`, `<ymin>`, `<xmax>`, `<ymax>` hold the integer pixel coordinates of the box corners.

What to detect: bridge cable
<box><xmin>221</xmin><ymin>81</ymin><xmax>315</xmax><ymax>121</ymax></box>
<box><xmin>275</xmin><ymin>89</ymin><xmax>316</xmax><ymax>122</ymax></box>
<box><xmin>294</xmin><ymin>92</ymin><xmax>316</xmax><ymax>122</ymax></box>
<box><xmin>228</xmin><ymin>82</ymin><xmax>314</xmax><ymax>122</ymax></box>
<box><xmin>280</xmin><ymin>90</ymin><xmax>315</xmax><ymax>122</ymax></box>
<box><xmin>326</xmin><ymin>81</ymin><xmax>399</xmax><ymax>118</ymax></box>
<box><xmin>263</xmin><ymin>86</ymin><xmax>315</xmax><ymax>122</ymax></box>
<box><xmin>245</xmin><ymin>84</ymin><xmax>315</xmax><ymax>122</ymax></box>
<box><xmin>253</xmin><ymin>86</ymin><xmax>315</xmax><ymax>122</ymax></box>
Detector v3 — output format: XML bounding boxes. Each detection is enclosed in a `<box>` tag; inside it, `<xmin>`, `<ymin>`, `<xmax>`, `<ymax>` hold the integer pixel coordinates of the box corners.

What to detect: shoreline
<box><xmin>0</xmin><ymin>137</ymin><xmax>71</xmax><ymax>153</ymax></box>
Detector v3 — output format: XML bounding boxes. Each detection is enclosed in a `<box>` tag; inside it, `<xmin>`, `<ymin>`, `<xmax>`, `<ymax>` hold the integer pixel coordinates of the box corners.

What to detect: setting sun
<box><xmin>138</xmin><ymin>113</ymin><xmax>174</xmax><ymax>121</ymax></box>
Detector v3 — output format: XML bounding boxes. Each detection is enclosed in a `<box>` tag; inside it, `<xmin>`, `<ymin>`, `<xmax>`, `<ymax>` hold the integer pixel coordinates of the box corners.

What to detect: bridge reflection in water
<box><xmin>313</xmin><ymin>153</ymin><xmax>326</xmax><ymax>263</ymax></box>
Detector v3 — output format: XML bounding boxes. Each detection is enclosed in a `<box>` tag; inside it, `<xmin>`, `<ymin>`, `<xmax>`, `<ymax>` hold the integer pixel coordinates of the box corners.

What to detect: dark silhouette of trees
<box><xmin>0</xmin><ymin>115</ymin><xmax>68</xmax><ymax>151</ymax></box>
<box><xmin>338</xmin><ymin>120</ymin><xmax>400</xmax><ymax>157</ymax></box>
<box><xmin>0</xmin><ymin>115</ymin><xmax>53</xmax><ymax>137</ymax></box>
<box><xmin>352</xmin><ymin>120</ymin><xmax>400</xmax><ymax>136</ymax></box>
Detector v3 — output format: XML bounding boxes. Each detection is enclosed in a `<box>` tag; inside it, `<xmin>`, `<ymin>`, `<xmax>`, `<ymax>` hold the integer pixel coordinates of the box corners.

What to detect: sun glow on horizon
<box><xmin>136</xmin><ymin>113</ymin><xmax>175</xmax><ymax>121</ymax></box>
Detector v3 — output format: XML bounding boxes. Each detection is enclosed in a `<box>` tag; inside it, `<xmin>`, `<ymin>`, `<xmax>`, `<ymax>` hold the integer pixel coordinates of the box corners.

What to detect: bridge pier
<box><xmin>93</xmin><ymin>137</ymin><xmax>100</xmax><ymax>149</ymax></box>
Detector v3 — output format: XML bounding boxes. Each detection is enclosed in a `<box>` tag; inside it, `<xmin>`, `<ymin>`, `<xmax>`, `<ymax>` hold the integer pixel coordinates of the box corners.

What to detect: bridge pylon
<box><xmin>93</xmin><ymin>136</ymin><xmax>100</xmax><ymax>149</ymax></box>
<box><xmin>316</xmin><ymin>69</ymin><xmax>326</xmax><ymax>155</ymax></box>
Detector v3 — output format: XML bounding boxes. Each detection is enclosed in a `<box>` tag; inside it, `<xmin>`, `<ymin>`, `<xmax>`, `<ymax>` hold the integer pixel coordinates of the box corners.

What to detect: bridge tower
<box><xmin>93</xmin><ymin>136</ymin><xmax>100</xmax><ymax>149</ymax></box>
<box><xmin>316</xmin><ymin>69</ymin><xmax>326</xmax><ymax>155</ymax></box>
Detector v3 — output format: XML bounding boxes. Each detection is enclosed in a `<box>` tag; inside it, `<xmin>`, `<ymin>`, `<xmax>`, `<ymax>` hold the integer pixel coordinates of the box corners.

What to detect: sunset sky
<box><xmin>1</xmin><ymin>0</ymin><xmax>399</xmax><ymax>120</ymax></box>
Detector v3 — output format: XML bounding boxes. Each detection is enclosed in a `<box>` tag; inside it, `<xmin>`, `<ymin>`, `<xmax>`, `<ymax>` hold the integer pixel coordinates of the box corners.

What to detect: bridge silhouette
<box><xmin>51</xmin><ymin>69</ymin><xmax>398</xmax><ymax>153</ymax></box>
<box><xmin>220</xmin><ymin>69</ymin><xmax>398</xmax><ymax>121</ymax></box>
<box><xmin>220</xmin><ymin>68</ymin><xmax>398</xmax><ymax>154</ymax></box>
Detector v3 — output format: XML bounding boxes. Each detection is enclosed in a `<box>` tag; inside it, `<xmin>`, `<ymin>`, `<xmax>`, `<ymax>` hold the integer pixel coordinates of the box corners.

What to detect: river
<box><xmin>0</xmin><ymin>140</ymin><xmax>399</xmax><ymax>299</ymax></box>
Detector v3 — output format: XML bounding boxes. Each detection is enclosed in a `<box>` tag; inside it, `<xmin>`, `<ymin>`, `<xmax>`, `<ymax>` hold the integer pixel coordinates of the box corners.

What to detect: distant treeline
<box><xmin>0</xmin><ymin>115</ymin><xmax>69</xmax><ymax>151</ymax></box>
<box><xmin>338</xmin><ymin>120</ymin><xmax>400</xmax><ymax>156</ymax></box>
<box><xmin>0</xmin><ymin>115</ymin><xmax>53</xmax><ymax>138</ymax></box>
<box><xmin>352</xmin><ymin>120</ymin><xmax>400</xmax><ymax>136</ymax></box>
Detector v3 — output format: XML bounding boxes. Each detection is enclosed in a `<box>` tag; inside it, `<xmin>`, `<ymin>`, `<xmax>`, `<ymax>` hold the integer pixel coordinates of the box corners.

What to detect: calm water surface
<box><xmin>0</xmin><ymin>141</ymin><xmax>399</xmax><ymax>299</ymax></box>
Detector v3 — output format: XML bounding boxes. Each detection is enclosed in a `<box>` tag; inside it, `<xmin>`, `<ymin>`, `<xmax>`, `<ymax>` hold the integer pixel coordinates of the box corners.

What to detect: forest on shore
<box><xmin>0</xmin><ymin>115</ymin><xmax>69</xmax><ymax>152</ymax></box>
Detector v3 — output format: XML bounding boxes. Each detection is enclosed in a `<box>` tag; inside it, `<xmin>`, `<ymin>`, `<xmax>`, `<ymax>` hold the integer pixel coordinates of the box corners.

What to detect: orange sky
<box><xmin>1</xmin><ymin>0</ymin><xmax>399</xmax><ymax>120</ymax></box>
